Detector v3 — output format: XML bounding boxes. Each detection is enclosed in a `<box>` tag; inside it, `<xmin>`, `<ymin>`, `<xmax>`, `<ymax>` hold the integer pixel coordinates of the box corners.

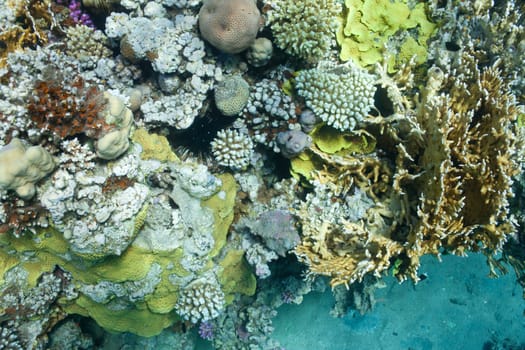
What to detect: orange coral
<box><xmin>0</xmin><ymin>200</ymin><xmax>49</xmax><ymax>236</ymax></box>
<box><xmin>28</xmin><ymin>77</ymin><xmax>111</xmax><ymax>139</ymax></box>
<box><xmin>102</xmin><ymin>175</ymin><xmax>136</xmax><ymax>195</ymax></box>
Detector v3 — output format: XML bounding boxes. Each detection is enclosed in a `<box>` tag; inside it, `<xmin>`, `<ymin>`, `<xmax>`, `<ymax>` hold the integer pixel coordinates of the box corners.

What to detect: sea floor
<box><xmin>272</xmin><ymin>253</ymin><xmax>525</xmax><ymax>350</ymax></box>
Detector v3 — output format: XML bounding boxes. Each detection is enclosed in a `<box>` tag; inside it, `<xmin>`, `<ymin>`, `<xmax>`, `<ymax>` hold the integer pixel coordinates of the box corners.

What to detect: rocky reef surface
<box><xmin>0</xmin><ymin>0</ymin><xmax>524</xmax><ymax>349</ymax></box>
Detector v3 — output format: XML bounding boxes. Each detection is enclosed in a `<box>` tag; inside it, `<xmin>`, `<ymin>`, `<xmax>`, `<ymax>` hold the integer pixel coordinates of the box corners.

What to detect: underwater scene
<box><xmin>1</xmin><ymin>0</ymin><xmax>525</xmax><ymax>349</ymax></box>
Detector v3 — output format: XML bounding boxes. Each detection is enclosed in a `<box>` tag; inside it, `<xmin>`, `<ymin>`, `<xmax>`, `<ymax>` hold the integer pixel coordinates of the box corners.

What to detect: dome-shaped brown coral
<box><xmin>198</xmin><ymin>0</ymin><xmax>262</xmax><ymax>54</ymax></box>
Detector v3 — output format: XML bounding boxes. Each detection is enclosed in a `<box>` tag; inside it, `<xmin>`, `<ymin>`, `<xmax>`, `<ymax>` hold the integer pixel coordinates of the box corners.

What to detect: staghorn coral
<box><xmin>265</xmin><ymin>0</ymin><xmax>341</xmax><ymax>63</ymax></box>
<box><xmin>294</xmin><ymin>50</ymin><xmax>522</xmax><ymax>287</ymax></box>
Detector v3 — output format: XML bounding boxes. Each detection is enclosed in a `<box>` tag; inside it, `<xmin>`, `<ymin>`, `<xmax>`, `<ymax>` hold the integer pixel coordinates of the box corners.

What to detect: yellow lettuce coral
<box><xmin>337</xmin><ymin>0</ymin><xmax>436</xmax><ymax>71</ymax></box>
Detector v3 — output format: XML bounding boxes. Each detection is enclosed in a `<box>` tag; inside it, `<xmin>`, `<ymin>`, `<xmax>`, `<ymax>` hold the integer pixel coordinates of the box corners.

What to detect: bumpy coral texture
<box><xmin>176</xmin><ymin>278</ymin><xmax>225</xmax><ymax>324</ymax></box>
<box><xmin>64</xmin><ymin>24</ymin><xmax>112</xmax><ymax>69</ymax></box>
<box><xmin>295</xmin><ymin>52</ymin><xmax>522</xmax><ymax>288</ymax></box>
<box><xmin>214</xmin><ymin>75</ymin><xmax>250</xmax><ymax>116</ymax></box>
<box><xmin>295</xmin><ymin>61</ymin><xmax>377</xmax><ymax>132</ymax></box>
<box><xmin>0</xmin><ymin>138</ymin><xmax>55</xmax><ymax>199</ymax></box>
<box><xmin>267</xmin><ymin>0</ymin><xmax>341</xmax><ymax>62</ymax></box>
<box><xmin>211</xmin><ymin>129</ymin><xmax>253</xmax><ymax>170</ymax></box>
<box><xmin>198</xmin><ymin>0</ymin><xmax>261</xmax><ymax>54</ymax></box>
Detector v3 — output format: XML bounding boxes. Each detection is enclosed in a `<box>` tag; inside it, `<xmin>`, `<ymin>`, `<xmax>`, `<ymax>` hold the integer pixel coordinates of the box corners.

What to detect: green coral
<box><xmin>336</xmin><ymin>0</ymin><xmax>436</xmax><ymax>70</ymax></box>
<box><xmin>218</xmin><ymin>250</ymin><xmax>257</xmax><ymax>304</ymax></box>
<box><xmin>0</xmin><ymin>171</ymin><xmax>247</xmax><ymax>336</ymax></box>
<box><xmin>131</xmin><ymin>128</ymin><xmax>179</xmax><ymax>162</ymax></box>
<box><xmin>290</xmin><ymin>126</ymin><xmax>376</xmax><ymax>183</ymax></box>
<box><xmin>203</xmin><ymin>173</ymin><xmax>237</xmax><ymax>258</ymax></box>
<box><xmin>267</xmin><ymin>0</ymin><xmax>341</xmax><ymax>62</ymax></box>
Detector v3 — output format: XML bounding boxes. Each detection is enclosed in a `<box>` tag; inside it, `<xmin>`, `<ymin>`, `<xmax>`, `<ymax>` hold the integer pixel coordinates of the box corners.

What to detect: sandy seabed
<box><xmin>272</xmin><ymin>253</ymin><xmax>525</xmax><ymax>350</ymax></box>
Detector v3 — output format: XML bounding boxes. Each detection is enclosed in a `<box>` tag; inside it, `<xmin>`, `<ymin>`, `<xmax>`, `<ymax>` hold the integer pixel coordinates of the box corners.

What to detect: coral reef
<box><xmin>266</xmin><ymin>0</ymin><xmax>341</xmax><ymax>62</ymax></box>
<box><xmin>295</xmin><ymin>50</ymin><xmax>522</xmax><ymax>287</ymax></box>
<box><xmin>275</xmin><ymin>130</ymin><xmax>312</xmax><ymax>158</ymax></box>
<box><xmin>295</xmin><ymin>61</ymin><xmax>377</xmax><ymax>132</ymax></box>
<box><xmin>336</xmin><ymin>0</ymin><xmax>436</xmax><ymax>70</ymax></box>
<box><xmin>214</xmin><ymin>75</ymin><xmax>250</xmax><ymax>117</ymax></box>
<box><xmin>198</xmin><ymin>0</ymin><xmax>262</xmax><ymax>54</ymax></box>
<box><xmin>0</xmin><ymin>266</ymin><xmax>77</xmax><ymax>349</ymax></box>
<box><xmin>246</xmin><ymin>37</ymin><xmax>273</xmax><ymax>67</ymax></box>
<box><xmin>176</xmin><ymin>276</ymin><xmax>226</xmax><ymax>323</ymax></box>
<box><xmin>427</xmin><ymin>0</ymin><xmax>525</xmax><ymax>102</ymax></box>
<box><xmin>242</xmin><ymin>76</ymin><xmax>299</xmax><ymax>151</ymax></box>
<box><xmin>64</xmin><ymin>25</ymin><xmax>112</xmax><ymax>69</ymax></box>
<box><xmin>211</xmin><ymin>128</ymin><xmax>254</xmax><ymax>171</ymax></box>
<box><xmin>0</xmin><ymin>138</ymin><xmax>55</xmax><ymax>199</ymax></box>
<box><xmin>0</xmin><ymin>0</ymin><xmax>523</xmax><ymax>346</ymax></box>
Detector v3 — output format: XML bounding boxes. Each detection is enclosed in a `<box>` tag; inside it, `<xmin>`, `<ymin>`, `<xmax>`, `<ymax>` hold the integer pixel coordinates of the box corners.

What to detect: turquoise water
<box><xmin>272</xmin><ymin>254</ymin><xmax>525</xmax><ymax>350</ymax></box>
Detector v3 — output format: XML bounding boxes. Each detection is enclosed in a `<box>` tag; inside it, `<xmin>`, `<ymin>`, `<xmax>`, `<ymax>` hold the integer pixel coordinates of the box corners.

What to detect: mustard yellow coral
<box><xmin>337</xmin><ymin>0</ymin><xmax>436</xmax><ymax>70</ymax></box>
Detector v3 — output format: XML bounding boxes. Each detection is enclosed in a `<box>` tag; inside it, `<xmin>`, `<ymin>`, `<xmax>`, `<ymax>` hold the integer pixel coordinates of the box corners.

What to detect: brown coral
<box><xmin>0</xmin><ymin>0</ymin><xmax>61</xmax><ymax>67</ymax></box>
<box><xmin>198</xmin><ymin>0</ymin><xmax>262</xmax><ymax>54</ymax></box>
<box><xmin>0</xmin><ymin>199</ymin><xmax>48</xmax><ymax>237</ymax></box>
<box><xmin>28</xmin><ymin>77</ymin><xmax>110</xmax><ymax>139</ymax></box>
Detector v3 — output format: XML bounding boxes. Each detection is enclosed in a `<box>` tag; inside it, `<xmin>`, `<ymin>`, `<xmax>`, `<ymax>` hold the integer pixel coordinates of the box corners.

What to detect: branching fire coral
<box><xmin>294</xmin><ymin>50</ymin><xmax>522</xmax><ymax>287</ymax></box>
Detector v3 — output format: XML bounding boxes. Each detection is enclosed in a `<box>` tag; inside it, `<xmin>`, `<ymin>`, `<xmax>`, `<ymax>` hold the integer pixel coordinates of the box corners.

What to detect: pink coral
<box><xmin>198</xmin><ymin>0</ymin><xmax>262</xmax><ymax>54</ymax></box>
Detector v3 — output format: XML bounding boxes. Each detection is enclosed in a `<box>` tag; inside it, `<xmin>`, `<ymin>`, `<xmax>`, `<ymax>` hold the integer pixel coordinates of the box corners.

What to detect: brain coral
<box><xmin>267</xmin><ymin>0</ymin><xmax>341</xmax><ymax>62</ymax></box>
<box><xmin>214</xmin><ymin>75</ymin><xmax>250</xmax><ymax>116</ymax></box>
<box><xmin>198</xmin><ymin>0</ymin><xmax>262</xmax><ymax>54</ymax></box>
<box><xmin>295</xmin><ymin>61</ymin><xmax>377</xmax><ymax>132</ymax></box>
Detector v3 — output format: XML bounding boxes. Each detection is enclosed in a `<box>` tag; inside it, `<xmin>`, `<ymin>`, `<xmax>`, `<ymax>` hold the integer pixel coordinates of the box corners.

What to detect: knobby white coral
<box><xmin>211</xmin><ymin>129</ymin><xmax>254</xmax><ymax>171</ymax></box>
<box><xmin>176</xmin><ymin>277</ymin><xmax>225</xmax><ymax>323</ymax></box>
<box><xmin>295</xmin><ymin>61</ymin><xmax>377</xmax><ymax>131</ymax></box>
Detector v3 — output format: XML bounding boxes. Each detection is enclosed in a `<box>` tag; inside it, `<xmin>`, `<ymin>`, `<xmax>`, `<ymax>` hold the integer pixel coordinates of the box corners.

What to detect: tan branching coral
<box><xmin>1</xmin><ymin>0</ymin><xmax>60</xmax><ymax>67</ymax></box>
<box><xmin>294</xmin><ymin>51</ymin><xmax>522</xmax><ymax>287</ymax></box>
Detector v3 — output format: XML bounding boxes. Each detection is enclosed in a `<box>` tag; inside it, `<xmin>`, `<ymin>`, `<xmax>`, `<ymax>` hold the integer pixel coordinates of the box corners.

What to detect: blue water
<box><xmin>272</xmin><ymin>253</ymin><xmax>525</xmax><ymax>350</ymax></box>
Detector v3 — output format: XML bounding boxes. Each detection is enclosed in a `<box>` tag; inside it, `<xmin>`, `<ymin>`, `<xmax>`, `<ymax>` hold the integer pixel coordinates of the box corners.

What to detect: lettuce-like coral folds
<box><xmin>337</xmin><ymin>0</ymin><xmax>436</xmax><ymax>70</ymax></box>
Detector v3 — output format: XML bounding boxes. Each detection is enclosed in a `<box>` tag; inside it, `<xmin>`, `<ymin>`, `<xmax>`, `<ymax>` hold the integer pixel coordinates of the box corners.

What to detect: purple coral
<box><xmin>62</xmin><ymin>0</ymin><xmax>94</xmax><ymax>27</ymax></box>
<box><xmin>281</xmin><ymin>289</ymin><xmax>295</xmax><ymax>304</ymax></box>
<box><xmin>252</xmin><ymin>210</ymin><xmax>300</xmax><ymax>257</ymax></box>
<box><xmin>198</xmin><ymin>321</ymin><xmax>215</xmax><ymax>341</ymax></box>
